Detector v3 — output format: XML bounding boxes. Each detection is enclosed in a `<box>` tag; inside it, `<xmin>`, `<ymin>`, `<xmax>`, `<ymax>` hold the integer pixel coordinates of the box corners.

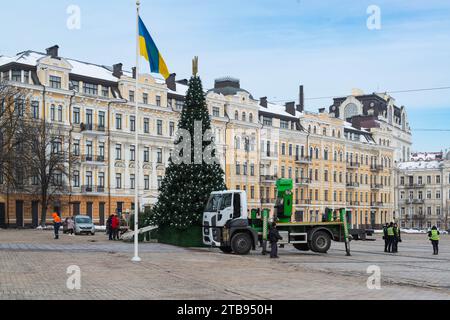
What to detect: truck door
<box><xmin>218</xmin><ymin>193</ymin><xmax>233</xmax><ymax>225</ymax></box>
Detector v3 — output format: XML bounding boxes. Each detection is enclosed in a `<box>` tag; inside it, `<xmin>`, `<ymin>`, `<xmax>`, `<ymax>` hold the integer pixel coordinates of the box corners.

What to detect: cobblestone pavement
<box><xmin>0</xmin><ymin>230</ymin><xmax>449</xmax><ymax>300</ymax></box>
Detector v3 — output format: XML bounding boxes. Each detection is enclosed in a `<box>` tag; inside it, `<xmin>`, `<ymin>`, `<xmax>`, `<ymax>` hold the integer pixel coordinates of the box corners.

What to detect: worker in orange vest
<box><xmin>52</xmin><ymin>213</ymin><xmax>62</xmax><ymax>240</ymax></box>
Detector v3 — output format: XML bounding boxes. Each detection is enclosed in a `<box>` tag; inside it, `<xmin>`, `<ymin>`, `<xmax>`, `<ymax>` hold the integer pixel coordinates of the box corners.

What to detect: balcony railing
<box><xmin>295</xmin><ymin>177</ymin><xmax>312</xmax><ymax>185</ymax></box>
<box><xmin>404</xmin><ymin>183</ymin><xmax>425</xmax><ymax>189</ymax></box>
<box><xmin>371</xmin><ymin>202</ymin><xmax>384</xmax><ymax>208</ymax></box>
<box><xmin>371</xmin><ymin>184</ymin><xmax>383</xmax><ymax>190</ymax></box>
<box><xmin>81</xmin><ymin>185</ymin><xmax>106</xmax><ymax>193</ymax></box>
<box><xmin>347</xmin><ymin>201</ymin><xmax>360</xmax><ymax>207</ymax></box>
<box><xmin>295</xmin><ymin>156</ymin><xmax>312</xmax><ymax>164</ymax></box>
<box><xmin>370</xmin><ymin>165</ymin><xmax>384</xmax><ymax>172</ymax></box>
<box><xmin>295</xmin><ymin>199</ymin><xmax>312</xmax><ymax>205</ymax></box>
<box><xmin>81</xmin><ymin>154</ymin><xmax>106</xmax><ymax>163</ymax></box>
<box><xmin>346</xmin><ymin>182</ymin><xmax>360</xmax><ymax>188</ymax></box>
<box><xmin>260</xmin><ymin>175</ymin><xmax>278</xmax><ymax>182</ymax></box>
<box><xmin>346</xmin><ymin>162</ymin><xmax>360</xmax><ymax>169</ymax></box>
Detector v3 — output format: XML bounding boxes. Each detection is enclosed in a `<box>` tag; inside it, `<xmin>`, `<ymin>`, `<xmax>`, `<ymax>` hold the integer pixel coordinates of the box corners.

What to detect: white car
<box><xmin>74</xmin><ymin>215</ymin><xmax>96</xmax><ymax>236</ymax></box>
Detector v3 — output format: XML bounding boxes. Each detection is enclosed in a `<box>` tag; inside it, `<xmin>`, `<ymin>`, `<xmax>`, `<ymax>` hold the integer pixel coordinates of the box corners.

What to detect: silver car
<box><xmin>74</xmin><ymin>215</ymin><xmax>96</xmax><ymax>236</ymax></box>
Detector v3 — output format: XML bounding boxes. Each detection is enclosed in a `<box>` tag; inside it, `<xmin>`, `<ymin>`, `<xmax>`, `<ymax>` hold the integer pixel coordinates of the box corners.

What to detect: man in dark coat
<box><xmin>268</xmin><ymin>221</ymin><xmax>283</xmax><ymax>259</ymax></box>
<box><xmin>107</xmin><ymin>215</ymin><xmax>113</xmax><ymax>240</ymax></box>
<box><xmin>382</xmin><ymin>223</ymin><xmax>389</xmax><ymax>252</ymax></box>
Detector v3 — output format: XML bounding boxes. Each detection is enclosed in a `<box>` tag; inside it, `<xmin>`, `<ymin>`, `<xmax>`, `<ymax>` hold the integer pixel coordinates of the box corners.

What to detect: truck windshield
<box><xmin>205</xmin><ymin>195</ymin><xmax>222</xmax><ymax>212</ymax></box>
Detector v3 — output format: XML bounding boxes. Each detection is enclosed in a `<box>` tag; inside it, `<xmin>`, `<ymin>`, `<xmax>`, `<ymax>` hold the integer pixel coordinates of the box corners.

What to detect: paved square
<box><xmin>0</xmin><ymin>230</ymin><xmax>449</xmax><ymax>300</ymax></box>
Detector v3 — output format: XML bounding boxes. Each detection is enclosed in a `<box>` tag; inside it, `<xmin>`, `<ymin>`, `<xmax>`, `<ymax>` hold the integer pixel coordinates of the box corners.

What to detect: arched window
<box><xmin>315</xmin><ymin>148</ymin><xmax>320</xmax><ymax>159</ymax></box>
<box><xmin>334</xmin><ymin>151</ymin><xmax>338</xmax><ymax>162</ymax></box>
<box><xmin>332</xmin><ymin>129</ymin><xmax>336</xmax><ymax>137</ymax></box>
<box><xmin>235</xmin><ymin>111</ymin><xmax>239</xmax><ymax>120</ymax></box>
<box><xmin>323</xmin><ymin>128</ymin><xmax>327</xmax><ymax>136</ymax></box>
<box><xmin>249</xmin><ymin>113</ymin><xmax>253</xmax><ymax>123</ymax></box>
<box><xmin>340</xmin><ymin>152</ymin><xmax>343</xmax><ymax>162</ymax></box>
<box><xmin>242</xmin><ymin>112</ymin><xmax>246</xmax><ymax>122</ymax></box>
<box><xmin>324</xmin><ymin>149</ymin><xmax>329</xmax><ymax>161</ymax></box>
<box><xmin>313</xmin><ymin>126</ymin><xmax>317</xmax><ymax>134</ymax></box>
<box><xmin>337</xmin><ymin>131</ymin><xmax>341</xmax><ymax>138</ymax></box>
<box><xmin>309</xmin><ymin>147</ymin><xmax>314</xmax><ymax>159</ymax></box>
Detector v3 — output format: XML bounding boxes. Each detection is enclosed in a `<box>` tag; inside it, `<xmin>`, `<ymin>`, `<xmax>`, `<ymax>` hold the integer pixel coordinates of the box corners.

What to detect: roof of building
<box><xmin>260</xmin><ymin>102</ymin><xmax>301</xmax><ymax>119</ymax></box>
<box><xmin>397</xmin><ymin>161</ymin><xmax>443</xmax><ymax>170</ymax></box>
<box><xmin>410</xmin><ymin>152</ymin><xmax>443</xmax><ymax>162</ymax></box>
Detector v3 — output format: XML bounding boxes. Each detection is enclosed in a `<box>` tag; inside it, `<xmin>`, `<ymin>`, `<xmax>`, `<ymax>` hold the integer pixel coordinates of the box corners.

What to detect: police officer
<box><xmin>386</xmin><ymin>222</ymin><xmax>395</xmax><ymax>253</ymax></box>
<box><xmin>392</xmin><ymin>223</ymin><xmax>401</xmax><ymax>253</ymax></box>
<box><xmin>382</xmin><ymin>223</ymin><xmax>389</xmax><ymax>252</ymax></box>
<box><xmin>428</xmin><ymin>226</ymin><xmax>440</xmax><ymax>255</ymax></box>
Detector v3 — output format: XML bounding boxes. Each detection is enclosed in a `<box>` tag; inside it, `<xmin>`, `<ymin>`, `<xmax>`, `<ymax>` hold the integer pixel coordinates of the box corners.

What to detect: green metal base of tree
<box><xmin>157</xmin><ymin>225</ymin><xmax>205</xmax><ymax>248</ymax></box>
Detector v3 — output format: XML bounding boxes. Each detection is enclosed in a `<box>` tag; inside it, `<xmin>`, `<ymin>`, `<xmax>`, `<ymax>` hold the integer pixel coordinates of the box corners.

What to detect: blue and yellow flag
<box><xmin>138</xmin><ymin>16</ymin><xmax>170</xmax><ymax>80</ymax></box>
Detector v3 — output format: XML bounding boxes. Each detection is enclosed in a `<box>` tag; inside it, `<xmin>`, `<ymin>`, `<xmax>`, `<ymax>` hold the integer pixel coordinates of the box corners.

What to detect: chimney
<box><xmin>260</xmin><ymin>97</ymin><xmax>268</xmax><ymax>108</ymax></box>
<box><xmin>113</xmin><ymin>63</ymin><xmax>123</xmax><ymax>78</ymax></box>
<box><xmin>165</xmin><ymin>73</ymin><xmax>177</xmax><ymax>91</ymax></box>
<box><xmin>285</xmin><ymin>102</ymin><xmax>296</xmax><ymax>116</ymax></box>
<box><xmin>297</xmin><ymin>85</ymin><xmax>305</xmax><ymax>112</ymax></box>
<box><xmin>318</xmin><ymin>108</ymin><xmax>325</xmax><ymax>114</ymax></box>
<box><xmin>176</xmin><ymin>79</ymin><xmax>189</xmax><ymax>86</ymax></box>
<box><xmin>46</xmin><ymin>45</ymin><xmax>59</xmax><ymax>59</ymax></box>
<box><xmin>132</xmin><ymin>67</ymin><xmax>137</xmax><ymax>79</ymax></box>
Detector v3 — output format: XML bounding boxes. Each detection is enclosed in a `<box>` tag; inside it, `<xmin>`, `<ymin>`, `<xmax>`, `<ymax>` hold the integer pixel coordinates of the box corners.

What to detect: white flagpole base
<box><xmin>132</xmin><ymin>256</ymin><xmax>142</xmax><ymax>262</ymax></box>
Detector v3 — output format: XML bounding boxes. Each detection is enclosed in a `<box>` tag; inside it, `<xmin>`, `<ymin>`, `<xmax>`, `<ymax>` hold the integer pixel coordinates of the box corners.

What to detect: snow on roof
<box><xmin>168</xmin><ymin>83</ymin><xmax>189</xmax><ymax>96</ymax></box>
<box><xmin>261</xmin><ymin>102</ymin><xmax>300</xmax><ymax>118</ymax></box>
<box><xmin>397</xmin><ymin>161</ymin><xmax>442</xmax><ymax>170</ymax></box>
<box><xmin>67</xmin><ymin>59</ymin><xmax>118</xmax><ymax>82</ymax></box>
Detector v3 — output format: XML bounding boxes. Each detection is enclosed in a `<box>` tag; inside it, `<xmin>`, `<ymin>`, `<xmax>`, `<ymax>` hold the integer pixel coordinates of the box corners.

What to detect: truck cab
<box><xmin>203</xmin><ymin>191</ymin><xmax>247</xmax><ymax>248</ymax></box>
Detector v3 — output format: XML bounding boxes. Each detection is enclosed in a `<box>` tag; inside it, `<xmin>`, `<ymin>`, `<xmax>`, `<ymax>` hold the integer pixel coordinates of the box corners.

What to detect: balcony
<box><xmin>346</xmin><ymin>162</ymin><xmax>360</xmax><ymax>170</ymax></box>
<box><xmin>371</xmin><ymin>184</ymin><xmax>383</xmax><ymax>190</ymax></box>
<box><xmin>404</xmin><ymin>184</ymin><xmax>425</xmax><ymax>189</ymax></box>
<box><xmin>75</xmin><ymin>123</ymin><xmax>106</xmax><ymax>133</ymax></box>
<box><xmin>81</xmin><ymin>185</ymin><xmax>106</xmax><ymax>194</ymax></box>
<box><xmin>413</xmin><ymin>199</ymin><xmax>425</xmax><ymax>204</ymax></box>
<box><xmin>295</xmin><ymin>177</ymin><xmax>311</xmax><ymax>185</ymax></box>
<box><xmin>260</xmin><ymin>175</ymin><xmax>278</xmax><ymax>182</ymax></box>
<box><xmin>295</xmin><ymin>156</ymin><xmax>312</xmax><ymax>164</ymax></box>
<box><xmin>370</xmin><ymin>165</ymin><xmax>384</xmax><ymax>172</ymax></box>
<box><xmin>371</xmin><ymin>202</ymin><xmax>384</xmax><ymax>208</ymax></box>
<box><xmin>81</xmin><ymin>154</ymin><xmax>106</xmax><ymax>163</ymax></box>
<box><xmin>346</xmin><ymin>182</ymin><xmax>360</xmax><ymax>188</ymax></box>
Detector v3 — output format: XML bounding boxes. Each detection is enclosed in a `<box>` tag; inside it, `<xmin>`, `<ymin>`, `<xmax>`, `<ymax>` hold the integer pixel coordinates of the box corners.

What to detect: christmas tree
<box><xmin>150</xmin><ymin>57</ymin><xmax>226</xmax><ymax>231</ymax></box>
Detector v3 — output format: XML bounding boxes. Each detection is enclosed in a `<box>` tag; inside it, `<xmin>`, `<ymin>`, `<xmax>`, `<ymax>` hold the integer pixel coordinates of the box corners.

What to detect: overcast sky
<box><xmin>1</xmin><ymin>0</ymin><xmax>450</xmax><ymax>152</ymax></box>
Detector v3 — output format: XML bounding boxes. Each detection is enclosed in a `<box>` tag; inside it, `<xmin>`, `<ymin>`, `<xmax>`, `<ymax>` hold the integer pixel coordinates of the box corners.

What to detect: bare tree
<box><xmin>0</xmin><ymin>82</ymin><xmax>27</xmax><ymax>224</ymax></box>
<box><xmin>19</xmin><ymin>118</ymin><xmax>78</xmax><ymax>226</ymax></box>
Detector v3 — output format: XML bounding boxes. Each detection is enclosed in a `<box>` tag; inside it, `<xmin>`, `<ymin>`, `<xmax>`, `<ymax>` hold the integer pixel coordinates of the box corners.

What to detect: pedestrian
<box><xmin>111</xmin><ymin>214</ymin><xmax>120</xmax><ymax>241</ymax></box>
<box><xmin>268</xmin><ymin>221</ymin><xmax>283</xmax><ymax>259</ymax></box>
<box><xmin>392</xmin><ymin>223</ymin><xmax>401</xmax><ymax>253</ymax></box>
<box><xmin>52</xmin><ymin>213</ymin><xmax>61</xmax><ymax>240</ymax></box>
<box><xmin>107</xmin><ymin>215</ymin><xmax>113</xmax><ymax>240</ymax></box>
<box><xmin>386</xmin><ymin>222</ymin><xmax>395</xmax><ymax>253</ymax></box>
<box><xmin>67</xmin><ymin>216</ymin><xmax>75</xmax><ymax>236</ymax></box>
<box><xmin>382</xmin><ymin>223</ymin><xmax>389</xmax><ymax>252</ymax></box>
<box><xmin>428</xmin><ymin>226</ymin><xmax>440</xmax><ymax>255</ymax></box>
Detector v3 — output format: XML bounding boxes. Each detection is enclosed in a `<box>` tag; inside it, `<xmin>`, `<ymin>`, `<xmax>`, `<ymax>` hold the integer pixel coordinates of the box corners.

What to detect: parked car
<box><xmin>74</xmin><ymin>215</ymin><xmax>95</xmax><ymax>236</ymax></box>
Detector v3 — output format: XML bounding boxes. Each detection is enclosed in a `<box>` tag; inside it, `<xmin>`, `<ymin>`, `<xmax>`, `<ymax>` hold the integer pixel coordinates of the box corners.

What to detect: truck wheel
<box><xmin>231</xmin><ymin>233</ymin><xmax>252</xmax><ymax>255</ymax></box>
<box><xmin>293</xmin><ymin>244</ymin><xmax>310</xmax><ymax>251</ymax></box>
<box><xmin>310</xmin><ymin>231</ymin><xmax>331</xmax><ymax>253</ymax></box>
<box><xmin>219</xmin><ymin>246</ymin><xmax>233</xmax><ymax>254</ymax></box>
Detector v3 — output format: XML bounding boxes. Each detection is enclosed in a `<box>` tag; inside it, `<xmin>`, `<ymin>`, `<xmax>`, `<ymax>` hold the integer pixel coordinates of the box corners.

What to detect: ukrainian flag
<box><xmin>138</xmin><ymin>16</ymin><xmax>170</xmax><ymax>79</ymax></box>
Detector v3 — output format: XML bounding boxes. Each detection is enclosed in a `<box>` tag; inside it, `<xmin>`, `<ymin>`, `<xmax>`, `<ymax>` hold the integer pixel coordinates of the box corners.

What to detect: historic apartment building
<box><xmin>0</xmin><ymin>46</ymin><xmax>399</xmax><ymax>229</ymax></box>
<box><xmin>395</xmin><ymin>152</ymin><xmax>450</xmax><ymax>230</ymax></box>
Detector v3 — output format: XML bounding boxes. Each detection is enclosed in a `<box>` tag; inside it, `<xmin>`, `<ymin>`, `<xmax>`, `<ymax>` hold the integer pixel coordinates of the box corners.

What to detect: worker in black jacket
<box><xmin>269</xmin><ymin>221</ymin><xmax>283</xmax><ymax>259</ymax></box>
<box><xmin>382</xmin><ymin>223</ymin><xmax>389</xmax><ymax>252</ymax></box>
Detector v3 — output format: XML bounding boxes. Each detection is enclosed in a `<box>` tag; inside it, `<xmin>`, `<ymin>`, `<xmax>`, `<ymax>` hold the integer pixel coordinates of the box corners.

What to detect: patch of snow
<box><xmin>68</xmin><ymin>59</ymin><xmax>117</xmax><ymax>82</ymax></box>
<box><xmin>397</xmin><ymin>161</ymin><xmax>442</xmax><ymax>170</ymax></box>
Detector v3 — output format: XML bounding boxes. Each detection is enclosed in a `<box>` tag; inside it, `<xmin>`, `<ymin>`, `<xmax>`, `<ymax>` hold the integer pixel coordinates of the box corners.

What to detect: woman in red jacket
<box><xmin>111</xmin><ymin>214</ymin><xmax>120</xmax><ymax>241</ymax></box>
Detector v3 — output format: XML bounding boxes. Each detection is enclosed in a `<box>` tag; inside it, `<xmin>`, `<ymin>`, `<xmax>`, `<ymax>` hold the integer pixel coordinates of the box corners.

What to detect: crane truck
<box><xmin>203</xmin><ymin>179</ymin><xmax>351</xmax><ymax>256</ymax></box>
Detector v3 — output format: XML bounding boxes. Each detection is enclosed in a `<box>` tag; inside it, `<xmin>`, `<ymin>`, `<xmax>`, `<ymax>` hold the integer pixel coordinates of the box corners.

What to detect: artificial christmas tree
<box><xmin>150</xmin><ymin>57</ymin><xmax>226</xmax><ymax>246</ymax></box>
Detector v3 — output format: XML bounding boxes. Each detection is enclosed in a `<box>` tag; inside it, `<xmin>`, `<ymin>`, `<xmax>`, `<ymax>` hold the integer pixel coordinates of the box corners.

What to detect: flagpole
<box><xmin>132</xmin><ymin>0</ymin><xmax>142</xmax><ymax>263</ymax></box>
